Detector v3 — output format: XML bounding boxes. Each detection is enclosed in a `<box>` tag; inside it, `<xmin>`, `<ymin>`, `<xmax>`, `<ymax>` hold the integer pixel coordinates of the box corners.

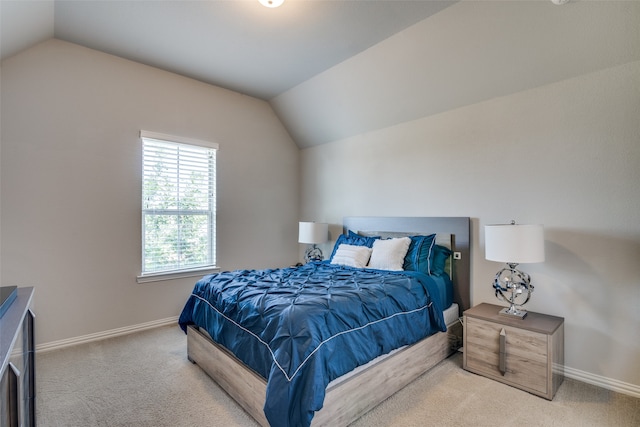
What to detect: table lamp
<box><xmin>485</xmin><ymin>221</ymin><xmax>545</xmax><ymax>318</ymax></box>
<box><xmin>298</xmin><ymin>222</ymin><xmax>328</xmax><ymax>263</ymax></box>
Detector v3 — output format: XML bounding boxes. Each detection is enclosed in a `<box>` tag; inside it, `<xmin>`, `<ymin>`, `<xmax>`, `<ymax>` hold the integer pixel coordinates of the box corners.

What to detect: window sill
<box><xmin>136</xmin><ymin>266</ymin><xmax>220</xmax><ymax>284</ymax></box>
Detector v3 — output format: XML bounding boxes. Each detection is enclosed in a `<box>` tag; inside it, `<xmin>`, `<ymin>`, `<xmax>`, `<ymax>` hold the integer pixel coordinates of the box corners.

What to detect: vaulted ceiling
<box><xmin>2</xmin><ymin>1</ymin><xmax>639</xmax><ymax>149</ymax></box>
<box><xmin>0</xmin><ymin>0</ymin><xmax>455</xmax><ymax>100</ymax></box>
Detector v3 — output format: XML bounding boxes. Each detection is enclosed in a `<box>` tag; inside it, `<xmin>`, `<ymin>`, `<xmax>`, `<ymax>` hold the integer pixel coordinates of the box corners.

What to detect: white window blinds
<box><xmin>140</xmin><ymin>131</ymin><xmax>217</xmax><ymax>274</ymax></box>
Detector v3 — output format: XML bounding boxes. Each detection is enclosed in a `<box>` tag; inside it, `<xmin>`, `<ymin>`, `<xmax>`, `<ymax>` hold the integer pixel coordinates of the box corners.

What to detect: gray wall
<box><xmin>295</xmin><ymin>5</ymin><xmax>640</xmax><ymax>391</ymax></box>
<box><xmin>273</xmin><ymin>1</ymin><xmax>640</xmax><ymax>149</ymax></box>
<box><xmin>1</xmin><ymin>0</ymin><xmax>638</xmax><ymax>396</ymax></box>
<box><xmin>0</xmin><ymin>39</ymin><xmax>300</xmax><ymax>345</ymax></box>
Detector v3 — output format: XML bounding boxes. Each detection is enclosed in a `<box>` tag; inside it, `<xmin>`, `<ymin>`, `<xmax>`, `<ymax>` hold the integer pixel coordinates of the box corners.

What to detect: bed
<box><xmin>179</xmin><ymin>216</ymin><xmax>470</xmax><ymax>427</ymax></box>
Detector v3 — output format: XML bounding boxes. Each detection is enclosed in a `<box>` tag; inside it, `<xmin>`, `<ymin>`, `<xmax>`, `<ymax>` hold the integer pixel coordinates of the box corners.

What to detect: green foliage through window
<box><xmin>141</xmin><ymin>135</ymin><xmax>216</xmax><ymax>273</ymax></box>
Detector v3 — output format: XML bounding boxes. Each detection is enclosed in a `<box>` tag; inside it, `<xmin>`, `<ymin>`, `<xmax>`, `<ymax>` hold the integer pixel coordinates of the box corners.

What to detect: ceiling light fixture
<box><xmin>259</xmin><ymin>0</ymin><xmax>284</xmax><ymax>8</ymax></box>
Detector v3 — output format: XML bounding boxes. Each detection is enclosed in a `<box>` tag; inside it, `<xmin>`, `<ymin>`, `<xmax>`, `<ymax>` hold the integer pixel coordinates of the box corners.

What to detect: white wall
<box><xmin>301</xmin><ymin>60</ymin><xmax>640</xmax><ymax>390</ymax></box>
<box><xmin>273</xmin><ymin>1</ymin><xmax>640</xmax><ymax>148</ymax></box>
<box><xmin>288</xmin><ymin>0</ymin><xmax>640</xmax><ymax>394</ymax></box>
<box><xmin>0</xmin><ymin>39</ymin><xmax>300</xmax><ymax>345</ymax></box>
<box><xmin>1</xmin><ymin>1</ymin><xmax>637</xmax><ymax>398</ymax></box>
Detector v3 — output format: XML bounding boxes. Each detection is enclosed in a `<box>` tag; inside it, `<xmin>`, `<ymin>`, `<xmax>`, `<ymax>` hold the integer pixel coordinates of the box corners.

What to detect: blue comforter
<box><xmin>178</xmin><ymin>262</ymin><xmax>448</xmax><ymax>427</ymax></box>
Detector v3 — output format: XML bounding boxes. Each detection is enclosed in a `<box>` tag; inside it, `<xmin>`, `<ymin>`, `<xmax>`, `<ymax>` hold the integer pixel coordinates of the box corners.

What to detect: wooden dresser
<box><xmin>463</xmin><ymin>303</ymin><xmax>564</xmax><ymax>400</ymax></box>
<box><xmin>1</xmin><ymin>287</ymin><xmax>35</xmax><ymax>426</ymax></box>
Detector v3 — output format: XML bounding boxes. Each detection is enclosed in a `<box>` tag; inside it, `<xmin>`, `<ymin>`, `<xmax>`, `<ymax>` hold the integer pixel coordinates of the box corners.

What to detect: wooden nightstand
<box><xmin>463</xmin><ymin>303</ymin><xmax>564</xmax><ymax>400</ymax></box>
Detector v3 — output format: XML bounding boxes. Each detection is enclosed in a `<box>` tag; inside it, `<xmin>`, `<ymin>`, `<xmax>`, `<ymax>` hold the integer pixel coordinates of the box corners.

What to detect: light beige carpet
<box><xmin>36</xmin><ymin>325</ymin><xmax>639</xmax><ymax>426</ymax></box>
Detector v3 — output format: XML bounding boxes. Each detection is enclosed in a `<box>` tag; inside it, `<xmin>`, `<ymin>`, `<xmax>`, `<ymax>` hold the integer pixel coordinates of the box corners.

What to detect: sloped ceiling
<box><xmin>2</xmin><ymin>1</ymin><xmax>639</xmax><ymax>149</ymax></box>
<box><xmin>0</xmin><ymin>0</ymin><xmax>54</xmax><ymax>60</ymax></box>
<box><xmin>273</xmin><ymin>1</ymin><xmax>640</xmax><ymax>148</ymax></box>
<box><xmin>1</xmin><ymin>0</ymin><xmax>454</xmax><ymax>100</ymax></box>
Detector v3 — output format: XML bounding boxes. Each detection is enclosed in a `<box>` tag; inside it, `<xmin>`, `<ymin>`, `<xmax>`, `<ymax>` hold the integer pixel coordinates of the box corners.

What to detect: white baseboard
<box><xmin>36</xmin><ymin>316</ymin><xmax>180</xmax><ymax>353</ymax></box>
<box><xmin>564</xmin><ymin>365</ymin><xmax>640</xmax><ymax>399</ymax></box>
<box><xmin>36</xmin><ymin>319</ymin><xmax>640</xmax><ymax>399</ymax></box>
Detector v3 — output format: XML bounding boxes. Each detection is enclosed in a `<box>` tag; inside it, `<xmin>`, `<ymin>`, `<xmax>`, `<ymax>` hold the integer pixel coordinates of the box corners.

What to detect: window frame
<box><xmin>136</xmin><ymin>131</ymin><xmax>219</xmax><ymax>283</ymax></box>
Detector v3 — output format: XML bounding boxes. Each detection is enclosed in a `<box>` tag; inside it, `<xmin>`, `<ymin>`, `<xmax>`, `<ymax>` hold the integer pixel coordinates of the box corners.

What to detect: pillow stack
<box><xmin>329</xmin><ymin>231</ymin><xmax>451</xmax><ymax>275</ymax></box>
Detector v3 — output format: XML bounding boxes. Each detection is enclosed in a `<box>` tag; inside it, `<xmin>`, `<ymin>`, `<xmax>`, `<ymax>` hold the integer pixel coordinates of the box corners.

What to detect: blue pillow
<box><xmin>431</xmin><ymin>245</ymin><xmax>452</xmax><ymax>276</ymax></box>
<box><xmin>403</xmin><ymin>235</ymin><xmax>453</xmax><ymax>276</ymax></box>
<box><xmin>403</xmin><ymin>234</ymin><xmax>436</xmax><ymax>274</ymax></box>
<box><xmin>329</xmin><ymin>231</ymin><xmax>379</xmax><ymax>261</ymax></box>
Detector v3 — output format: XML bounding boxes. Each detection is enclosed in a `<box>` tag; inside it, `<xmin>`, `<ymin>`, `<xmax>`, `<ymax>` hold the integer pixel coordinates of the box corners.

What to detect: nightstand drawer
<box><xmin>465</xmin><ymin>317</ymin><xmax>548</xmax><ymax>395</ymax></box>
<box><xmin>463</xmin><ymin>303</ymin><xmax>564</xmax><ymax>400</ymax></box>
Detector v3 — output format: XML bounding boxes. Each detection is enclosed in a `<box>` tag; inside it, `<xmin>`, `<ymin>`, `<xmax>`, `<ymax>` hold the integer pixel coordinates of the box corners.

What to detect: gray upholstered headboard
<box><xmin>342</xmin><ymin>216</ymin><xmax>471</xmax><ymax>312</ymax></box>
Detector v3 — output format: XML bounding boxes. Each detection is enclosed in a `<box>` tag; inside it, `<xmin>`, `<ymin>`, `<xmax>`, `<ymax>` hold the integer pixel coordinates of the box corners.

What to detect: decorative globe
<box><xmin>493</xmin><ymin>266</ymin><xmax>533</xmax><ymax>308</ymax></box>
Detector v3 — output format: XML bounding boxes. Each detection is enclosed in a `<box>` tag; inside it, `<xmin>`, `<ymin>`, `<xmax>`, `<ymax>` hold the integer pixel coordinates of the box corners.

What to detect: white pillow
<box><xmin>368</xmin><ymin>237</ymin><xmax>411</xmax><ymax>271</ymax></box>
<box><xmin>330</xmin><ymin>244</ymin><xmax>372</xmax><ymax>268</ymax></box>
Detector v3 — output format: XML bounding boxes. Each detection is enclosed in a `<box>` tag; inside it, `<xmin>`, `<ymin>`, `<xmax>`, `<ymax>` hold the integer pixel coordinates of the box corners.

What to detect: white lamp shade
<box><xmin>485</xmin><ymin>223</ymin><xmax>545</xmax><ymax>264</ymax></box>
<box><xmin>298</xmin><ymin>222</ymin><xmax>328</xmax><ymax>244</ymax></box>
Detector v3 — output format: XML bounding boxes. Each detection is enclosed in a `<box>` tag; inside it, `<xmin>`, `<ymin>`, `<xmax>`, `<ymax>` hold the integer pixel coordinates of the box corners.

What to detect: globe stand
<box><xmin>304</xmin><ymin>244</ymin><xmax>323</xmax><ymax>263</ymax></box>
<box><xmin>493</xmin><ymin>263</ymin><xmax>533</xmax><ymax>319</ymax></box>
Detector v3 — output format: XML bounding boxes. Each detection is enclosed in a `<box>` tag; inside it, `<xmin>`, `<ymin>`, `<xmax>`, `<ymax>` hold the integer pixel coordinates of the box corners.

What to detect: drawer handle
<box><xmin>499</xmin><ymin>328</ymin><xmax>506</xmax><ymax>375</ymax></box>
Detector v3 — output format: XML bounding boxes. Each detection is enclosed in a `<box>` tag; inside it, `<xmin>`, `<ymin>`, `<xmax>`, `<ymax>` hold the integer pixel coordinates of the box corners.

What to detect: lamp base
<box><xmin>304</xmin><ymin>245</ymin><xmax>323</xmax><ymax>263</ymax></box>
<box><xmin>498</xmin><ymin>307</ymin><xmax>528</xmax><ymax>319</ymax></box>
<box><xmin>493</xmin><ymin>263</ymin><xmax>532</xmax><ymax>320</ymax></box>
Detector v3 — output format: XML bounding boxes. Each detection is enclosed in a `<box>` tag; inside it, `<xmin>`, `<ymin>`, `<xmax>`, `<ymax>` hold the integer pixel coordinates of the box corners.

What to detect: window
<box><xmin>139</xmin><ymin>131</ymin><xmax>217</xmax><ymax>279</ymax></box>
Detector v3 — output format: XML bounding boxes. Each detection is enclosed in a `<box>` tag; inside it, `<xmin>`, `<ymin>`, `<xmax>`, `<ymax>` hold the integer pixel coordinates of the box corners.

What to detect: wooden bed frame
<box><xmin>187</xmin><ymin>216</ymin><xmax>471</xmax><ymax>426</ymax></box>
